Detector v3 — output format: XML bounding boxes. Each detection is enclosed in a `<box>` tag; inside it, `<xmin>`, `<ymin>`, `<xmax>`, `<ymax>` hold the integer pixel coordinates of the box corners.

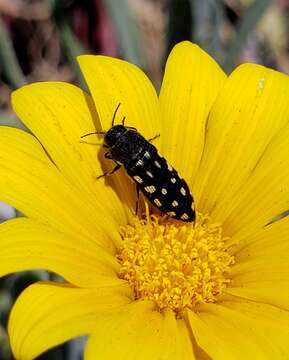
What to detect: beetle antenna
<box><xmin>112</xmin><ymin>103</ymin><xmax>121</xmax><ymax>127</ymax></box>
<box><xmin>80</xmin><ymin>131</ymin><xmax>105</xmax><ymax>139</ymax></box>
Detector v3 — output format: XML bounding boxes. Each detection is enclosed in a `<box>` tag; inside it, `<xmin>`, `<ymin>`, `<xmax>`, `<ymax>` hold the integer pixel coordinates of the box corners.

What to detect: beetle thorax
<box><xmin>104</xmin><ymin>125</ymin><xmax>127</xmax><ymax>148</ymax></box>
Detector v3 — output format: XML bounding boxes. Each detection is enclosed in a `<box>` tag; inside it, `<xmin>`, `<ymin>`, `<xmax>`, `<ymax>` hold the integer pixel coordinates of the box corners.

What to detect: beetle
<box><xmin>81</xmin><ymin>104</ymin><xmax>195</xmax><ymax>222</ymax></box>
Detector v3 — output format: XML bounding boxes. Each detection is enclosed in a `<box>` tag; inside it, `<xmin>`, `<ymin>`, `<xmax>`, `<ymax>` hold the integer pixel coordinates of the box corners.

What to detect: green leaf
<box><xmin>167</xmin><ymin>0</ymin><xmax>192</xmax><ymax>55</ymax></box>
<box><xmin>0</xmin><ymin>16</ymin><xmax>26</xmax><ymax>88</ymax></box>
<box><xmin>49</xmin><ymin>0</ymin><xmax>87</xmax><ymax>90</ymax></box>
<box><xmin>102</xmin><ymin>0</ymin><xmax>146</xmax><ymax>69</ymax></box>
<box><xmin>223</xmin><ymin>0</ymin><xmax>272</xmax><ymax>73</ymax></box>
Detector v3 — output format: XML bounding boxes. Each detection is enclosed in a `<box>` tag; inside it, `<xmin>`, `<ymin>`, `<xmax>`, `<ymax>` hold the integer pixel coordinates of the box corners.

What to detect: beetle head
<box><xmin>104</xmin><ymin>125</ymin><xmax>127</xmax><ymax>147</ymax></box>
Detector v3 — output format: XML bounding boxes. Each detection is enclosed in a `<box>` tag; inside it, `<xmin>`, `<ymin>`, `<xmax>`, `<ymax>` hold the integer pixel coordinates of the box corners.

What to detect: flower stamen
<box><xmin>117</xmin><ymin>212</ymin><xmax>234</xmax><ymax>315</ymax></box>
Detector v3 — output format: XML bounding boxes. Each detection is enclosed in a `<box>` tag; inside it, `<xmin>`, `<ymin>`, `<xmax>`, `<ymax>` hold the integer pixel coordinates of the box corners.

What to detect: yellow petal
<box><xmin>225</xmin><ymin>287</ymin><xmax>289</xmax><ymax>312</ymax></box>
<box><xmin>222</xmin><ymin>120</ymin><xmax>289</xmax><ymax>237</ymax></box>
<box><xmin>77</xmin><ymin>55</ymin><xmax>160</xmax><ymax>136</ymax></box>
<box><xmin>230</xmin><ymin>255</ymin><xmax>289</xmax><ymax>284</ymax></box>
<box><xmin>225</xmin><ymin>216</ymin><xmax>289</xmax><ymax>309</ymax></box>
<box><xmin>85</xmin><ymin>302</ymin><xmax>194</xmax><ymax>360</ymax></box>
<box><xmin>228</xmin><ymin>258</ymin><xmax>289</xmax><ymax>310</ymax></box>
<box><xmin>230</xmin><ymin>214</ymin><xmax>289</xmax><ymax>258</ymax></box>
<box><xmin>188</xmin><ymin>300</ymin><xmax>289</xmax><ymax>359</ymax></box>
<box><xmin>159</xmin><ymin>41</ymin><xmax>226</xmax><ymax>186</ymax></box>
<box><xmin>177</xmin><ymin>320</ymin><xmax>197</xmax><ymax>360</ymax></box>
<box><xmin>78</xmin><ymin>54</ymin><xmax>161</xmax><ymax>214</ymax></box>
<box><xmin>0</xmin><ymin>126</ymin><xmax>120</xmax><ymax>251</ymax></box>
<box><xmin>0</xmin><ymin>217</ymin><xmax>123</xmax><ymax>287</ymax></box>
<box><xmin>12</xmin><ymin>82</ymin><xmax>128</xmax><ymax>225</ymax></box>
<box><xmin>224</xmin><ymin>299</ymin><xmax>289</xmax><ymax>354</ymax></box>
<box><xmin>194</xmin><ymin>64</ymin><xmax>289</xmax><ymax>228</ymax></box>
<box><xmin>9</xmin><ymin>282</ymin><xmax>132</xmax><ymax>360</ymax></box>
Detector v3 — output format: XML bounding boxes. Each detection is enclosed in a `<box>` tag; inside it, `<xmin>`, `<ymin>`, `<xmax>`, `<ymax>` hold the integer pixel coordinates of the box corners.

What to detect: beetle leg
<box><xmin>96</xmin><ymin>163</ymin><xmax>121</xmax><ymax>179</ymax></box>
<box><xmin>80</xmin><ymin>131</ymin><xmax>105</xmax><ymax>138</ymax></box>
<box><xmin>148</xmin><ymin>134</ymin><xmax>160</xmax><ymax>142</ymax></box>
<box><xmin>135</xmin><ymin>185</ymin><xmax>140</xmax><ymax>215</ymax></box>
<box><xmin>104</xmin><ymin>151</ymin><xmax>112</xmax><ymax>159</ymax></box>
<box><xmin>126</xmin><ymin>126</ymin><xmax>137</xmax><ymax>131</ymax></box>
<box><xmin>112</xmin><ymin>103</ymin><xmax>121</xmax><ymax>126</ymax></box>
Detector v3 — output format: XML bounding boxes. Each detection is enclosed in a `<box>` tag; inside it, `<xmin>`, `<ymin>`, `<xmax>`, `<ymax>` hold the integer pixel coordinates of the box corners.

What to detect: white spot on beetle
<box><xmin>181</xmin><ymin>213</ymin><xmax>189</xmax><ymax>220</ymax></box>
<box><xmin>133</xmin><ymin>176</ymin><xmax>143</xmax><ymax>184</ymax></box>
<box><xmin>154</xmin><ymin>198</ymin><xmax>162</xmax><ymax>207</ymax></box>
<box><xmin>161</xmin><ymin>188</ymin><xmax>167</xmax><ymax>195</ymax></box>
<box><xmin>171</xmin><ymin>177</ymin><xmax>176</xmax><ymax>184</ymax></box>
<box><xmin>180</xmin><ymin>187</ymin><xmax>186</xmax><ymax>196</ymax></box>
<box><xmin>144</xmin><ymin>185</ymin><xmax>156</xmax><ymax>194</ymax></box>
<box><xmin>136</xmin><ymin>159</ymin><xmax>144</xmax><ymax>166</ymax></box>
<box><xmin>172</xmin><ymin>200</ymin><xmax>178</xmax><ymax>207</ymax></box>
<box><xmin>155</xmin><ymin>160</ymin><xmax>161</xmax><ymax>168</ymax></box>
<box><xmin>144</xmin><ymin>151</ymin><xmax>150</xmax><ymax>159</ymax></box>
<box><xmin>146</xmin><ymin>171</ymin><xmax>154</xmax><ymax>178</ymax></box>
<box><xmin>168</xmin><ymin>211</ymin><xmax>176</xmax><ymax>217</ymax></box>
<box><xmin>167</xmin><ymin>163</ymin><xmax>173</xmax><ymax>171</ymax></box>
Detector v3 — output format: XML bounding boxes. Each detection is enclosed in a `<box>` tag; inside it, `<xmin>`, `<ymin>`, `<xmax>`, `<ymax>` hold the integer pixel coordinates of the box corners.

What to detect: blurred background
<box><xmin>0</xmin><ymin>0</ymin><xmax>288</xmax><ymax>359</ymax></box>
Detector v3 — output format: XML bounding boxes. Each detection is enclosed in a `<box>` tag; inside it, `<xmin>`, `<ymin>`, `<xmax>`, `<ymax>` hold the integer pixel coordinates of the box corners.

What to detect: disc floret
<box><xmin>117</xmin><ymin>213</ymin><xmax>234</xmax><ymax>315</ymax></box>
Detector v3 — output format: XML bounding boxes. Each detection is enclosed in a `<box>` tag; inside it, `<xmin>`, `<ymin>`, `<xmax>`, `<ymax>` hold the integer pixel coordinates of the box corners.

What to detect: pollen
<box><xmin>117</xmin><ymin>212</ymin><xmax>234</xmax><ymax>316</ymax></box>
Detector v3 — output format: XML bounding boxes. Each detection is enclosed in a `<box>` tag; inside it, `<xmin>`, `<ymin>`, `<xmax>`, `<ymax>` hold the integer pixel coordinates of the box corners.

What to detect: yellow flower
<box><xmin>1</xmin><ymin>41</ymin><xmax>289</xmax><ymax>359</ymax></box>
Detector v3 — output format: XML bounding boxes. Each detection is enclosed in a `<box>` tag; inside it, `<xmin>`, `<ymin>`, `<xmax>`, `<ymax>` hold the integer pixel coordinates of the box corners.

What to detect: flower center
<box><xmin>117</xmin><ymin>212</ymin><xmax>234</xmax><ymax>315</ymax></box>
